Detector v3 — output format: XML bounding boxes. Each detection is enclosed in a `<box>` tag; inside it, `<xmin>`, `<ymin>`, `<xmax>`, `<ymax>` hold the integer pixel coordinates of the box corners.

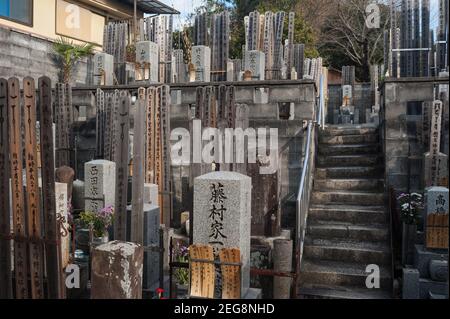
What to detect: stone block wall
<box><xmin>0</xmin><ymin>26</ymin><xmax>92</xmax><ymax>85</ymax></box>
<box><xmin>381</xmin><ymin>77</ymin><xmax>449</xmax><ymax>192</ymax></box>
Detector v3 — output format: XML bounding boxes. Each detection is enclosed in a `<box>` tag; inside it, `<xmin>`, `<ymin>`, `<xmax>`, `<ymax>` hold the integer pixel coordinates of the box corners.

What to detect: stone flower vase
<box><xmin>176</xmin><ymin>283</ymin><xmax>189</xmax><ymax>299</ymax></box>
<box><xmin>90</xmin><ymin>231</ymin><xmax>109</xmax><ymax>250</ymax></box>
<box><xmin>401</xmin><ymin>222</ymin><xmax>417</xmax><ymax>265</ymax></box>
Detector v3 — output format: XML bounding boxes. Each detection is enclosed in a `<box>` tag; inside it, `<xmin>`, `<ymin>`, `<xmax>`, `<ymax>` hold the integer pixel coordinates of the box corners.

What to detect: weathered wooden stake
<box><xmin>8</xmin><ymin>78</ymin><xmax>29</xmax><ymax>299</ymax></box>
<box><xmin>39</xmin><ymin>77</ymin><xmax>65</xmax><ymax>299</ymax></box>
<box><xmin>23</xmin><ymin>77</ymin><xmax>45</xmax><ymax>299</ymax></box>
<box><xmin>114</xmin><ymin>91</ymin><xmax>130</xmax><ymax>241</ymax></box>
<box><xmin>0</xmin><ymin>78</ymin><xmax>12</xmax><ymax>299</ymax></box>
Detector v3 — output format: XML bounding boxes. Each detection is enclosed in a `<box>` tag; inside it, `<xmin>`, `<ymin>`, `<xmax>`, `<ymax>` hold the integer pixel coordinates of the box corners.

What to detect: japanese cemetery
<box><xmin>0</xmin><ymin>0</ymin><xmax>448</xmax><ymax>300</ymax></box>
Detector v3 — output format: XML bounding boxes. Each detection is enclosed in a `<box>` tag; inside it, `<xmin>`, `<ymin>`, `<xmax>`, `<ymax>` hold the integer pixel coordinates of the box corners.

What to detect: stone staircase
<box><xmin>298</xmin><ymin>124</ymin><xmax>392</xmax><ymax>299</ymax></box>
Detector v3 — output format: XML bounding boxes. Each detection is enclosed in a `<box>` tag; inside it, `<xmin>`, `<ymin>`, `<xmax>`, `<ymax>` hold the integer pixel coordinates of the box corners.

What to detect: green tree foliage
<box><xmin>183</xmin><ymin>0</ymin><xmax>317</xmax><ymax>60</ymax></box>
<box><xmin>53</xmin><ymin>37</ymin><xmax>94</xmax><ymax>83</ymax></box>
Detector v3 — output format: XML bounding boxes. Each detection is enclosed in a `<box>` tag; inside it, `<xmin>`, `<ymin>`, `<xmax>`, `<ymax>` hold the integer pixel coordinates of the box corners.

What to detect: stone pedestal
<box><xmin>84</xmin><ymin>160</ymin><xmax>116</xmax><ymax>212</ymax></box>
<box><xmin>402</xmin><ymin>268</ymin><xmax>420</xmax><ymax>299</ymax></box>
<box><xmin>193</xmin><ymin>171</ymin><xmax>252</xmax><ymax>296</ymax></box>
<box><xmin>91</xmin><ymin>241</ymin><xmax>143</xmax><ymax>299</ymax></box>
<box><xmin>126</xmin><ymin>204</ymin><xmax>161</xmax><ymax>289</ymax></box>
<box><xmin>273</xmin><ymin>239</ymin><xmax>293</xmax><ymax>299</ymax></box>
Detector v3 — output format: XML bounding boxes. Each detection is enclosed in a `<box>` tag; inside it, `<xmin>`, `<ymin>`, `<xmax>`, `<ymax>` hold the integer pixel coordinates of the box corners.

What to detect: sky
<box><xmin>159</xmin><ymin>0</ymin><xmax>203</xmax><ymax>29</ymax></box>
<box><xmin>159</xmin><ymin>0</ymin><xmax>442</xmax><ymax>31</ymax></box>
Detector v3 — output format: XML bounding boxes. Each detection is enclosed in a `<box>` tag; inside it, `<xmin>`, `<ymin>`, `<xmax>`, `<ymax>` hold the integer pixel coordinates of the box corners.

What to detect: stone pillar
<box><xmin>91</xmin><ymin>241</ymin><xmax>143</xmax><ymax>299</ymax></box>
<box><xmin>193</xmin><ymin>171</ymin><xmax>252</xmax><ymax>296</ymax></box>
<box><xmin>191</xmin><ymin>45</ymin><xmax>211</xmax><ymax>82</ymax></box>
<box><xmin>273</xmin><ymin>239</ymin><xmax>293</xmax><ymax>299</ymax></box>
<box><xmin>84</xmin><ymin>160</ymin><xmax>116</xmax><ymax>212</ymax></box>
<box><xmin>248</xmin><ymin>158</ymin><xmax>280</xmax><ymax>237</ymax></box>
<box><xmin>144</xmin><ymin>183</ymin><xmax>159</xmax><ymax>205</ymax></box>
<box><xmin>72</xmin><ymin>179</ymin><xmax>85</xmax><ymax>211</ymax></box>
<box><xmin>424</xmin><ymin>100</ymin><xmax>448</xmax><ymax>187</ymax></box>
<box><xmin>126</xmin><ymin>204</ymin><xmax>161</xmax><ymax>290</ymax></box>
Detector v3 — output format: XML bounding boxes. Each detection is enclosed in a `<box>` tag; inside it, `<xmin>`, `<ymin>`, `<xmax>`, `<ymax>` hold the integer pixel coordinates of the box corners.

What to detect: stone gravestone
<box><xmin>72</xmin><ymin>179</ymin><xmax>85</xmax><ymax>211</ymax></box>
<box><xmin>193</xmin><ymin>171</ymin><xmax>252</xmax><ymax>297</ymax></box>
<box><xmin>424</xmin><ymin>100</ymin><xmax>448</xmax><ymax>187</ymax></box>
<box><xmin>425</xmin><ymin>187</ymin><xmax>449</xmax><ymax>249</ymax></box>
<box><xmin>244</xmin><ymin>51</ymin><xmax>265</xmax><ymax>80</ymax></box>
<box><xmin>126</xmin><ymin>204</ymin><xmax>161</xmax><ymax>290</ymax></box>
<box><xmin>93</xmin><ymin>52</ymin><xmax>114</xmax><ymax>86</ymax></box>
<box><xmin>248</xmin><ymin>156</ymin><xmax>280</xmax><ymax>237</ymax></box>
<box><xmin>342</xmin><ymin>85</ymin><xmax>353</xmax><ymax>108</ymax></box>
<box><xmin>84</xmin><ymin>160</ymin><xmax>116</xmax><ymax>213</ymax></box>
<box><xmin>91</xmin><ymin>241</ymin><xmax>143</xmax><ymax>299</ymax></box>
<box><xmin>135</xmin><ymin>41</ymin><xmax>159</xmax><ymax>82</ymax></box>
<box><xmin>191</xmin><ymin>46</ymin><xmax>211</xmax><ymax>82</ymax></box>
<box><xmin>55</xmin><ymin>182</ymin><xmax>70</xmax><ymax>270</ymax></box>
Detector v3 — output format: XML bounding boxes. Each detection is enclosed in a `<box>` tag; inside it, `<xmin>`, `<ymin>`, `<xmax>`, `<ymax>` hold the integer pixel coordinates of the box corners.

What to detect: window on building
<box><xmin>0</xmin><ymin>0</ymin><xmax>33</xmax><ymax>25</ymax></box>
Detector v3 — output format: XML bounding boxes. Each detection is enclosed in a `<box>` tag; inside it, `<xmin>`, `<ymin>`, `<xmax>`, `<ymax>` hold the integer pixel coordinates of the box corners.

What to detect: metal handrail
<box><xmin>294</xmin><ymin>73</ymin><xmax>326</xmax><ymax>295</ymax></box>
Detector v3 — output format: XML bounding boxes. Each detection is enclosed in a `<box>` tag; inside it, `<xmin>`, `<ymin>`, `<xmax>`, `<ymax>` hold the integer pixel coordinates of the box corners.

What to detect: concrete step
<box><xmin>318</xmin><ymin>144</ymin><xmax>380</xmax><ymax>156</ymax></box>
<box><xmin>307</xmin><ymin>222</ymin><xmax>389</xmax><ymax>242</ymax></box>
<box><xmin>316</xmin><ymin>166</ymin><xmax>383</xmax><ymax>179</ymax></box>
<box><xmin>303</xmin><ymin>238</ymin><xmax>391</xmax><ymax>264</ymax></box>
<box><xmin>298</xmin><ymin>283</ymin><xmax>392</xmax><ymax>299</ymax></box>
<box><xmin>321</xmin><ymin>125</ymin><xmax>378</xmax><ymax>137</ymax></box>
<box><xmin>314</xmin><ymin>178</ymin><xmax>384</xmax><ymax>191</ymax></box>
<box><xmin>311</xmin><ymin>191</ymin><xmax>384</xmax><ymax>206</ymax></box>
<box><xmin>308</xmin><ymin>204</ymin><xmax>387</xmax><ymax>224</ymax></box>
<box><xmin>319</xmin><ymin>134</ymin><xmax>378</xmax><ymax>145</ymax></box>
<box><xmin>299</xmin><ymin>260</ymin><xmax>392</xmax><ymax>289</ymax></box>
<box><xmin>317</xmin><ymin>154</ymin><xmax>381</xmax><ymax>167</ymax></box>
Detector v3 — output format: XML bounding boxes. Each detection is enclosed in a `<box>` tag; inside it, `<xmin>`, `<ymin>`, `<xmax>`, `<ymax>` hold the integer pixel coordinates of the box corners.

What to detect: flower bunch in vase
<box><xmin>397</xmin><ymin>192</ymin><xmax>424</xmax><ymax>225</ymax></box>
<box><xmin>79</xmin><ymin>205</ymin><xmax>114</xmax><ymax>239</ymax></box>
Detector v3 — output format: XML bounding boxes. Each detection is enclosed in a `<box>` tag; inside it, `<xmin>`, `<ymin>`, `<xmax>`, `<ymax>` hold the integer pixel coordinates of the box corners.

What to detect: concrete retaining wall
<box><xmin>381</xmin><ymin>77</ymin><xmax>449</xmax><ymax>192</ymax></box>
<box><xmin>0</xmin><ymin>26</ymin><xmax>92</xmax><ymax>84</ymax></box>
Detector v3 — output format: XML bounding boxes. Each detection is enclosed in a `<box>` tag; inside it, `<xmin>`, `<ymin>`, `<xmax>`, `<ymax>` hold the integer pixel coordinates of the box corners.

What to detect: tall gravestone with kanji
<box><xmin>425</xmin><ymin>187</ymin><xmax>449</xmax><ymax>249</ymax></box>
<box><xmin>193</xmin><ymin>171</ymin><xmax>252</xmax><ymax>297</ymax></box>
<box><xmin>191</xmin><ymin>46</ymin><xmax>211</xmax><ymax>82</ymax></box>
<box><xmin>84</xmin><ymin>160</ymin><xmax>116</xmax><ymax>213</ymax></box>
<box><xmin>424</xmin><ymin>100</ymin><xmax>448</xmax><ymax>187</ymax></box>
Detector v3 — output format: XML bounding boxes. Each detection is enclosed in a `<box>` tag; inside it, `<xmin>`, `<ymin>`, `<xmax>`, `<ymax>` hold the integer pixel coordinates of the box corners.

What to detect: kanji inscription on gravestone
<box><xmin>425</xmin><ymin>187</ymin><xmax>449</xmax><ymax>249</ymax></box>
